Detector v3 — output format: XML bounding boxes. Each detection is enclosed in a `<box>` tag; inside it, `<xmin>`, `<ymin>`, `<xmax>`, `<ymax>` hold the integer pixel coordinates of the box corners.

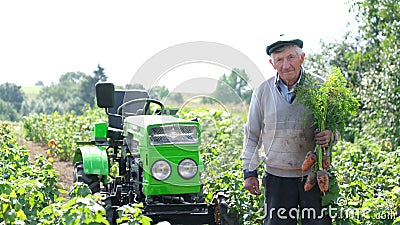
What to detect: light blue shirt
<box><xmin>275</xmin><ymin>67</ymin><xmax>304</xmax><ymax>103</ymax></box>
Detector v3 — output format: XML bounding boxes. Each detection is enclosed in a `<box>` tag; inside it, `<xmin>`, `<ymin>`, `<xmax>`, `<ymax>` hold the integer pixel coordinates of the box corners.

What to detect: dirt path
<box><xmin>18</xmin><ymin>139</ymin><xmax>74</xmax><ymax>193</ymax></box>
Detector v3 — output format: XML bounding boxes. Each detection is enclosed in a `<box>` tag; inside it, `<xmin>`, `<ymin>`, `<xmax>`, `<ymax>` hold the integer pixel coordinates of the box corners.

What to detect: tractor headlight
<box><xmin>151</xmin><ymin>160</ymin><xmax>171</xmax><ymax>181</ymax></box>
<box><xmin>178</xmin><ymin>158</ymin><xmax>197</xmax><ymax>179</ymax></box>
<box><xmin>149</xmin><ymin>125</ymin><xmax>198</xmax><ymax>145</ymax></box>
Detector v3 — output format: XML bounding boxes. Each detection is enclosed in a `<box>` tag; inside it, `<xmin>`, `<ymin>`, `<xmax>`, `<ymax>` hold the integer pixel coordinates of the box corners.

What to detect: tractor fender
<box><xmin>73</xmin><ymin>146</ymin><xmax>109</xmax><ymax>175</ymax></box>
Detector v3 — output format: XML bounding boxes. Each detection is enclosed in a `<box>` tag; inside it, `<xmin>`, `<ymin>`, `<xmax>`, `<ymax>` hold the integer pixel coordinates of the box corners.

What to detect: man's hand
<box><xmin>244</xmin><ymin>177</ymin><xmax>261</xmax><ymax>195</ymax></box>
<box><xmin>315</xmin><ymin>129</ymin><xmax>332</xmax><ymax>148</ymax></box>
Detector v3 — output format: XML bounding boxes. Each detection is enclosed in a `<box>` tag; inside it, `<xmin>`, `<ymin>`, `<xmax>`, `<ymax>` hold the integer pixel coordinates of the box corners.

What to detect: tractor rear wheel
<box><xmin>73</xmin><ymin>162</ymin><xmax>101</xmax><ymax>194</ymax></box>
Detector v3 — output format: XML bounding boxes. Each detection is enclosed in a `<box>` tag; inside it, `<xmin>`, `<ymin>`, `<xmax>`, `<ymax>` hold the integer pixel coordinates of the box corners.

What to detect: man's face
<box><xmin>270</xmin><ymin>46</ymin><xmax>305</xmax><ymax>87</ymax></box>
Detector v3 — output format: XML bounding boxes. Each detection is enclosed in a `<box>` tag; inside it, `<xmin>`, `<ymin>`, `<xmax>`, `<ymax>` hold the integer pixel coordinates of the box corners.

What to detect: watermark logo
<box><xmin>331</xmin><ymin>196</ymin><xmax>398</xmax><ymax>221</ymax></box>
<box><xmin>126</xmin><ymin>41</ymin><xmax>267</xmax><ymax>149</ymax></box>
<box><xmin>267</xmin><ymin>196</ymin><xmax>397</xmax><ymax>221</ymax></box>
<box><xmin>336</xmin><ymin>196</ymin><xmax>347</xmax><ymax>206</ymax></box>
<box><xmin>124</xmin><ymin>41</ymin><xmax>269</xmax><ymax>183</ymax></box>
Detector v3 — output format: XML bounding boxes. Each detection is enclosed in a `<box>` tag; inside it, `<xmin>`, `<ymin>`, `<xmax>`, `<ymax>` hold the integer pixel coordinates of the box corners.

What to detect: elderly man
<box><xmin>241</xmin><ymin>35</ymin><xmax>335</xmax><ymax>225</ymax></box>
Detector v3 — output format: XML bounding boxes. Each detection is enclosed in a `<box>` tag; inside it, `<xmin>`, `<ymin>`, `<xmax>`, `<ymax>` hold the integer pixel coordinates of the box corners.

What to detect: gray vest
<box><xmin>262</xmin><ymin>78</ymin><xmax>315</xmax><ymax>177</ymax></box>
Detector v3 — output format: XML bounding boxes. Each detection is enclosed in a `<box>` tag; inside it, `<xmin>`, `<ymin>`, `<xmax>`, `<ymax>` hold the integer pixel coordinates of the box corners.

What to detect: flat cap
<box><xmin>266</xmin><ymin>34</ymin><xmax>303</xmax><ymax>56</ymax></box>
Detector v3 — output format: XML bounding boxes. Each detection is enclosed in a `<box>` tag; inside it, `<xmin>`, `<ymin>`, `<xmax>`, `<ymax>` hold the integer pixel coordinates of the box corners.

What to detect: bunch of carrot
<box><xmin>302</xmin><ymin>149</ymin><xmax>330</xmax><ymax>193</ymax></box>
<box><xmin>296</xmin><ymin>67</ymin><xmax>359</xmax><ymax>194</ymax></box>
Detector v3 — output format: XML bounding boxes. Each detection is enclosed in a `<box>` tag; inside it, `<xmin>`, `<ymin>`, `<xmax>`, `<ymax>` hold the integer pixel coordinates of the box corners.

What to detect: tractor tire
<box><xmin>101</xmin><ymin>193</ymin><xmax>115</xmax><ymax>225</ymax></box>
<box><xmin>212</xmin><ymin>192</ymin><xmax>239</xmax><ymax>225</ymax></box>
<box><xmin>183</xmin><ymin>185</ymin><xmax>205</xmax><ymax>203</ymax></box>
<box><xmin>196</xmin><ymin>184</ymin><xmax>206</xmax><ymax>203</ymax></box>
<box><xmin>73</xmin><ymin>162</ymin><xmax>101</xmax><ymax>194</ymax></box>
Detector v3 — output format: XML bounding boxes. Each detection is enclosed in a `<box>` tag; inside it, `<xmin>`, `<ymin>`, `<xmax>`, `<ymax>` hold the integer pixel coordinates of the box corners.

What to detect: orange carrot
<box><xmin>304</xmin><ymin>172</ymin><xmax>317</xmax><ymax>191</ymax></box>
<box><xmin>317</xmin><ymin>170</ymin><xmax>329</xmax><ymax>193</ymax></box>
<box><xmin>301</xmin><ymin>151</ymin><xmax>317</xmax><ymax>172</ymax></box>
<box><xmin>322</xmin><ymin>155</ymin><xmax>331</xmax><ymax>170</ymax></box>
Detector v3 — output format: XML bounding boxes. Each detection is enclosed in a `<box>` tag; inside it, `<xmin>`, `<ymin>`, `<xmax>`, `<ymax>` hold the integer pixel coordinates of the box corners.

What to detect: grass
<box><xmin>21</xmin><ymin>86</ymin><xmax>43</xmax><ymax>101</ymax></box>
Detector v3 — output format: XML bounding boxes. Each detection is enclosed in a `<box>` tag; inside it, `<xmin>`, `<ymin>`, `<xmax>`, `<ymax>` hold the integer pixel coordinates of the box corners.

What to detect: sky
<box><xmin>0</xmin><ymin>0</ymin><xmax>356</xmax><ymax>93</ymax></box>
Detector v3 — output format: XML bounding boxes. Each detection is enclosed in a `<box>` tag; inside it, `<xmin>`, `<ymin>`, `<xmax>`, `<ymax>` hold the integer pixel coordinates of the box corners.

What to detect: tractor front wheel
<box><xmin>73</xmin><ymin>162</ymin><xmax>101</xmax><ymax>194</ymax></box>
<box><xmin>212</xmin><ymin>192</ymin><xmax>239</xmax><ymax>225</ymax></box>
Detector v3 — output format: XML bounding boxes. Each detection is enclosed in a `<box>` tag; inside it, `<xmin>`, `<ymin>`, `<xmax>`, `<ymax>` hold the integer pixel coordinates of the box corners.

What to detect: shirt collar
<box><xmin>274</xmin><ymin>66</ymin><xmax>305</xmax><ymax>91</ymax></box>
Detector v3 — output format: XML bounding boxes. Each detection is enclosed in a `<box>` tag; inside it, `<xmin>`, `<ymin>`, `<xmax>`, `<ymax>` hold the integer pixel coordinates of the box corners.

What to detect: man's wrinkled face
<box><xmin>270</xmin><ymin>46</ymin><xmax>305</xmax><ymax>87</ymax></box>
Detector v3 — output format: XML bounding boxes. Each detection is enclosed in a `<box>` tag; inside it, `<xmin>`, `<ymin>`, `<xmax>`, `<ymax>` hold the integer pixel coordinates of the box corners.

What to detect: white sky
<box><xmin>0</xmin><ymin>0</ymin><xmax>355</xmax><ymax>92</ymax></box>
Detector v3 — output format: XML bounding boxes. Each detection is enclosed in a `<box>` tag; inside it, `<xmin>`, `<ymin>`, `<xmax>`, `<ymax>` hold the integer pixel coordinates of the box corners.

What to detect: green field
<box><xmin>21</xmin><ymin>86</ymin><xmax>43</xmax><ymax>101</ymax></box>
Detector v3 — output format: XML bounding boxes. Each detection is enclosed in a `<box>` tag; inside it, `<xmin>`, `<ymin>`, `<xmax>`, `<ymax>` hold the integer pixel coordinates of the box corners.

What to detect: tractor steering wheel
<box><xmin>117</xmin><ymin>98</ymin><xmax>165</xmax><ymax>116</ymax></box>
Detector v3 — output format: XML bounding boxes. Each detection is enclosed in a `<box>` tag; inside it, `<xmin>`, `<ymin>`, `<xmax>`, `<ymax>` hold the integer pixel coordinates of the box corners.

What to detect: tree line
<box><xmin>0</xmin><ymin>65</ymin><xmax>252</xmax><ymax>121</ymax></box>
<box><xmin>0</xmin><ymin>65</ymin><xmax>107</xmax><ymax>120</ymax></box>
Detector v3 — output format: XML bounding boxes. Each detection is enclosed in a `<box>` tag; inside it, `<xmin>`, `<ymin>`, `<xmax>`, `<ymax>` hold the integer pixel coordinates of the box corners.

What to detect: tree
<box><xmin>37</xmin><ymin>72</ymin><xmax>84</xmax><ymax>109</ymax></box>
<box><xmin>24</xmin><ymin>71</ymin><xmax>88</xmax><ymax>115</ymax></box>
<box><xmin>0</xmin><ymin>82</ymin><xmax>25</xmax><ymax>112</ymax></box>
<box><xmin>167</xmin><ymin>92</ymin><xmax>184</xmax><ymax>104</ymax></box>
<box><xmin>212</xmin><ymin>68</ymin><xmax>252</xmax><ymax>104</ymax></box>
<box><xmin>306</xmin><ymin>0</ymin><xmax>400</xmax><ymax>148</ymax></box>
<box><xmin>24</xmin><ymin>66</ymin><xmax>109</xmax><ymax>116</ymax></box>
<box><xmin>213</xmin><ymin>80</ymin><xmax>240</xmax><ymax>104</ymax></box>
<box><xmin>125</xmin><ymin>83</ymin><xmax>146</xmax><ymax>90</ymax></box>
<box><xmin>0</xmin><ymin>99</ymin><xmax>20</xmax><ymax>121</ymax></box>
<box><xmin>78</xmin><ymin>65</ymin><xmax>108</xmax><ymax>107</ymax></box>
<box><xmin>148</xmin><ymin>86</ymin><xmax>169</xmax><ymax>100</ymax></box>
<box><xmin>93</xmin><ymin>64</ymin><xmax>107</xmax><ymax>82</ymax></box>
<box><xmin>35</xmin><ymin>81</ymin><xmax>44</xmax><ymax>86</ymax></box>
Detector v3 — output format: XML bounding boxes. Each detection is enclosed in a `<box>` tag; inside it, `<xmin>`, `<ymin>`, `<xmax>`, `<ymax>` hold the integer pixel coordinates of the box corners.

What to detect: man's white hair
<box><xmin>271</xmin><ymin>45</ymin><xmax>303</xmax><ymax>63</ymax></box>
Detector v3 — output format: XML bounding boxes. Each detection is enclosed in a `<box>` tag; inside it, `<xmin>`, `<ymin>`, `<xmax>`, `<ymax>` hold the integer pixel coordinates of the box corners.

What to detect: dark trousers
<box><xmin>263</xmin><ymin>173</ymin><xmax>332</xmax><ymax>225</ymax></box>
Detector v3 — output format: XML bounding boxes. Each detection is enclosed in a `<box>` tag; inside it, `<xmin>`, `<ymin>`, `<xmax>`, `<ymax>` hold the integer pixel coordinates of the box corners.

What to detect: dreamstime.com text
<box><xmin>267</xmin><ymin>206</ymin><xmax>397</xmax><ymax>220</ymax></box>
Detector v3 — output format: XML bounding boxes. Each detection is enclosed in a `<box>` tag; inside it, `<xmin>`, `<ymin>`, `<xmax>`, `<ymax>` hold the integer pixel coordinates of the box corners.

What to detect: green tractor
<box><xmin>72</xmin><ymin>82</ymin><xmax>238</xmax><ymax>225</ymax></box>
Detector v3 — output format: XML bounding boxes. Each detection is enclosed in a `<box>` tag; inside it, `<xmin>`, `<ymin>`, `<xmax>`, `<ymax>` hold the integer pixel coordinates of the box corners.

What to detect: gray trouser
<box><xmin>263</xmin><ymin>173</ymin><xmax>332</xmax><ymax>225</ymax></box>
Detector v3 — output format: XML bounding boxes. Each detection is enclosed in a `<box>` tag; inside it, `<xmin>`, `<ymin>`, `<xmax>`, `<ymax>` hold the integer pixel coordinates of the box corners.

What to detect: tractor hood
<box><xmin>124</xmin><ymin>115</ymin><xmax>196</xmax><ymax>128</ymax></box>
<box><xmin>123</xmin><ymin>115</ymin><xmax>200</xmax><ymax>146</ymax></box>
